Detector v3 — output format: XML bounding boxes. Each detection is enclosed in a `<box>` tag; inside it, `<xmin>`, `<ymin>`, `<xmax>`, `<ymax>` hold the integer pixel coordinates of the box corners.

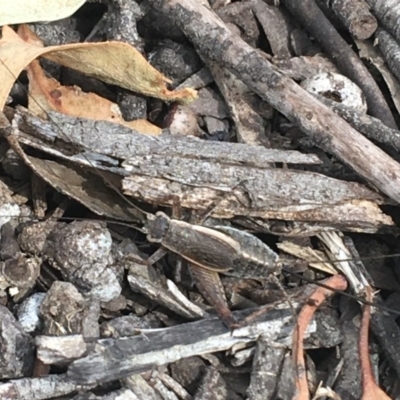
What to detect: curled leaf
<box><xmin>0</xmin><ymin>25</ymin><xmax>198</xmax><ymax>111</ymax></box>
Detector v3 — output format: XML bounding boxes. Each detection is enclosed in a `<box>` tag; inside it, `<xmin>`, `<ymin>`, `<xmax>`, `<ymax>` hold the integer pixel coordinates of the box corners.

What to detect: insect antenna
<box><xmin>280</xmin><ymin>267</ymin><xmax>400</xmax><ymax>316</ymax></box>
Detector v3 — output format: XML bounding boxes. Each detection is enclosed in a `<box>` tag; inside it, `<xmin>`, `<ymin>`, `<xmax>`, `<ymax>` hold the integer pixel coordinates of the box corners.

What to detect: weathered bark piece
<box><xmin>376</xmin><ymin>28</ymin><xmax>400</xmax><ymax>83</ymax></box>
<box><xmin>207</xmin><ymin>62</ymin><xmax>268</xmax><ymax>145</ymax></box>
<box><xmin>31</xmin><ymin>174</ymin><xmax>47</xmax><ymax>219</ymax></box>
<box><xmin>101</xmin><ymin>315</ymin><xmax>162</xmax><ymax>338</ymax></box>
<box><xmin>15</xmin><ymin>134</ymin><xmax>393</xmax><ymax>232</ymax></box>
<box><xmin>0</xmin><ymin>182</ymin><xmax>21</xmax><ymax>227</ymax></box>
<box><xmin>274</xmin><ymin>353</ymin><xmax>296</xmax><ymax>399</ymax></box>
<box><xmin>43</xmin><ymin>221</ymin><xmax>121</xmax><ymax>303</ymax></box>
<box><xmin>123</xmin><ymin>179</ymin><xmax>391</xmax><ymax>231</ymax></box>
<box><xmin>251</xmin><ymin>0</ymin><xmax>292</xmax><ymax>58</ymax></box>
<box><xmin>152</xmin><ymin>370</ymin><xmax>192</xmax><ymax>400</ymax></box>
<box><xmin>15</xmin><ymin>111</ymin><xmax>394</xmax><ymax>231</ymax></box>
<box><xmin>320</xmin><ymin>0</ymin><xmax>378</xmax><ymax>39</ymax></box>
<box><xmin>176</xmin><ymin>67</ymin><xmax>214</xmax><ymax>90</ymax></box>
<box><xmin>40</xmin><ymin>281</ymin><xmax>95</xmax><ymax>336</ymax></box>
<box><xmin>370</xmin><ymin>301</ymin><xmax>400</xmax><ymax>378</ymax></box>
<box><xmin>272</xmin><ymin>55</ymin><xmax>339</xmax><ymax>81</ymax></box>
<box><xmin>317</xmin><ymin>232</ymin><xmax>369</xmax><ymax>295</ymax></box>
<box><xmin>280</xmin><ymin>0</ymin><xmax>395</xmax><ymax>128</ymax></box>
<box><xmin>123</xmin><ymin>160</ymin><xmax>381</xmax><ymax>209</ymax></box>
<box><xmin>194</xmin><ymin>367</ymin><xmax>229</xmax><ymax>400</ymax></box>
<box><xmin>366</xmin><ymin>0</ymin><xmax>400</xmax><ymax>44</ymax></box>
<box><xmin>2</xmin><ymin>113</ymin><xmax>144</xmax><ymax>222</ymax></box>
<box><xmin>67</xmin><ymin>306</ymin><xmax>307</xmax><ymax>385</ymax></box>
<box><xmin>150</xmin><ymin>0</ymin><xmax>400</xmax><ymax>205</ymax></box>
<box><xmin>17</xmin><ymin>292</ymin><xmax>46</xmax><ymax>333</ymax></box>
<box><xmin>231</xmin><ymin>346</ymin><xmax>256</xmax><ymax>367</ymax></box>
<box><xmin>122</xmin><ymin>156</ymin><xmax>391</xmax><ymax>230</ymax></box>
<box><xmin>246</xmin><ymin>341</ymin><xmax>286</xmax><ymax>400</ymax></box>
<box><xmin>14</xmin><ymin>110</ymin><xmax>322</xmax><ymax>166</ymax></box>
<box><xmin>356</xmin><ymin>38</ymin><xmax>400</xmax><ymax>117</ymax></box>
<box><xmin>333</xmin><ymin>299</ymin><xmax>362</xmax><ymax>399</ymax></box>
<box><xmin>277</xmin><ymin>241</ymin><xmax>337</xmax><ymax>274</ymax></box>
<box><xmin>122</xmin><ymin>374</ymin><xmax>166</xmax><ymax>400</ymax></box>
<box><xmin>0</xmin><ymin>375</ymin><xmax>95</xmax><ymax>400</ymax></box>
<box><xmin>25</xmin><ymin>156</ymin><xmax>141</xmax><ymax>222</ymax></box>
<box><xmin>215</xmin><ymin>1</ymin><xmax>260</xmax><ymax>47</ymax></box>
<box><xmin>0</xmin><ymin>305</ymin><xmax>34</xmax><ymax>379</ymax></box>
<box><xmin>36</xmin><ymin>335</ymin><xmax>87</xmax><ymax>366</ymax></box>
<box><xmin>127</xmin><ymin>259</ymin><xmax>208</xmax><ymax>320</ymax></box>
<box><xmin>7</xmin><ymin>106</ymin><xmax>397</xmax><ymax>233</ymax></box>
<box><xmin>10</xmin><ymin>111</ymin><xmax>394</xmax><ymax>232</ymax></box>
<box><xmin>317</xmin><ymin>95</ymin><xmax>400</xmax><ymax>152</ymax></box>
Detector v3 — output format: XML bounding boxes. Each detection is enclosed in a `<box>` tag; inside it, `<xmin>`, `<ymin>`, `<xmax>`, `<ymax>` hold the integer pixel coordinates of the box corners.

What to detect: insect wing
<box><xmin>161</xmin><ymin>221</ymin><xmax>239</xmax><ymax>272</ymax></box>
<box><xmin>214</xmin><ymin>226</ymin><xmax>280</xmax><ymax>279</ymax></box>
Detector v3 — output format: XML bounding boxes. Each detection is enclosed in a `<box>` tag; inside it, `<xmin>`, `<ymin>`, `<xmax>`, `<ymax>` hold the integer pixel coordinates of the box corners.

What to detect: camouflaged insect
<box><xmin>145</xmin><ymin>211</ymin><xmax>281</xmax><ymax>279</ymax></box>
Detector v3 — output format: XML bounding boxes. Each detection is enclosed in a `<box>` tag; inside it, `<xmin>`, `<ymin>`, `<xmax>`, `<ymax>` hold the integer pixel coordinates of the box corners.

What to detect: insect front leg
<box><xmin>146</xmin><ymin>247</ymin><xmax>168</xmax><ymax>266</ymax></box>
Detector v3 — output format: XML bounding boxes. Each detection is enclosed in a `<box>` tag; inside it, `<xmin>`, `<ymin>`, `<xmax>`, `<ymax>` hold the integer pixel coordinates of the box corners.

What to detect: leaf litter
<box><xmin>0</xmin><ymin>2</ymin><xmax>400</xmax><ymax>399</ymax></box>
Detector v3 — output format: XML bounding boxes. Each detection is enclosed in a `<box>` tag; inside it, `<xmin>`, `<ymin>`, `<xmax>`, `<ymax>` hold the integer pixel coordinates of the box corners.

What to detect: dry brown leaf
<box><xmin>27</xmin><ymin>60</ymin><xmax>161</xmax><ymax>135</ymax></box>
<box><xmin>0</xmin><ymin>25</ymin><xmax>197</xmax><ymax>110</ymax></box>
<box><xmin>0</xmin><ymin>0</ymin><xmax>85</xmax><ymax>26</ymax></box>
<box><xmin>18</xmin><ymin>24</ymin><xmax>197</xmax><ymax>103</ymax></box>
<box><xmin>0</xmin><ymin>26</ymin><xmax>46</xmax><ymax>109</ymax></box>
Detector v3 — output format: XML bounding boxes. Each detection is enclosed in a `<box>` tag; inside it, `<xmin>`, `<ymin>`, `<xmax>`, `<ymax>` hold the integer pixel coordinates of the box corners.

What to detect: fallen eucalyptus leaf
<box><xmin>27</xmin><ymin>60</ymin><xmax>161</xmax><ymax>135</ymax></box>
<box><xmin>0</xmin><ymin>25</ymin><xmax>197</xmax><ymax>110</ymax></box>
<box><xmin>0</xmin><ymin>0</ymin><xmax>85</xmax><ymax>25</ymax></box>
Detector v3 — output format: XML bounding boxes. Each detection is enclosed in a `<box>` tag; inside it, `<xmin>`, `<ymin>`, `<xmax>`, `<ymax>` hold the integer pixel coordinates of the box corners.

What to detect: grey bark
<box><xmin>150</xmin><ymin>0</ymin><xmax>400</xmax><ymax>205</ymax></box>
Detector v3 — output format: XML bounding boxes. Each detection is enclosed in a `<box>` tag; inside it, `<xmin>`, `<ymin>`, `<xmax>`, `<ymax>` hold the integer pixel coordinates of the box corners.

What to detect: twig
<box><xmin>317</xmin><ymin>95</ymin><xmax>400</xmax><ymax>152</ymax></box>
<box><xmin>67</xmin><ymin>306</ymin><xmax>301</xmax><ymax>385</ymax></box>
<box><xmin>366</xmin><ymin>0</ymin><xmax>400</xmax><ymax>44</ymax></box>
<box><xmin>292</xmin><ymin>275</ymin><xmax>348</xmax><ymax>400</ymax></box>
<box><xmin>318</xmin><ymin>0</ymin><xmax>377</xmax><ymax>39</ymax></box>
<box><xmin>376</xmin><ymin>28</ymin><xmax>400</xmax><ymax>84</ymax></box>
<box><xmin>150</xmin><ymin>0</ymin><xmax>400</xmax><ymax>204</ymax></box>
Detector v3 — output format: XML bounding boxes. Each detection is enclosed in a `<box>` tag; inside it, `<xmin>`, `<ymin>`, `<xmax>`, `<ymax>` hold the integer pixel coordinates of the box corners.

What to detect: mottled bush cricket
<box><xmin>144</xmin><ymin>209</ymin><xmax>282</xmax><ymax>328</ymax></box>
<box><xmin>142</xmin><ymin>209</ymin><xmax>400</xmax><ymax>328</ymax></box>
